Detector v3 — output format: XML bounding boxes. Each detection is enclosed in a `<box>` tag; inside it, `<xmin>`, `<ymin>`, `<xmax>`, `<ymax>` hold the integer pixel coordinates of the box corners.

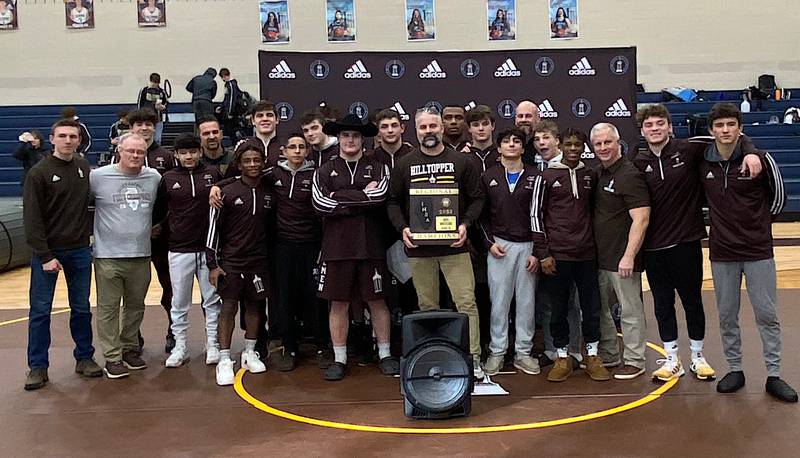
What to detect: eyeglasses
<box><xmin>120</xmin><ymin>148</ymin><xmax>146</xmax><ymax>156</ymax></box>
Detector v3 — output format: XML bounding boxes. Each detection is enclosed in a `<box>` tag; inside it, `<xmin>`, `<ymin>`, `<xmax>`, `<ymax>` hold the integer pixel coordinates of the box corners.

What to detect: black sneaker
<box><xmin>138</xmin><ymin>332</ymin><xmax>144</xmax><ymax>350</ymax></box>
<box><xmin>24</xmin><ymin>368</ymin><xmax>49</xmax><ymax>391</ymax></box>
<box><xmin>324</xmin><ymin>362</ymin><xmax>347</xmax><ymax>381</ymax></box>
<box><xmin>165</xmin><ymin>334</ymin><xmax>176</xmax><ymax>354</ymax></box>
<box><xmin>121</xmin><ymin>350</ymin><xmax>147</xmax><ymax>370</ymax></box>
<box><xmin>317</xmin><ymin>349</ymin><xmax>334</xmax><ymax>369</ymax></box>
<box><xmin>766</xmin><ymin>377</ymin><xmax>799</xmax><ymax>403</ymax></box>
<box><xmin>103</xmin><ymin>361</ymin><xmax>130</xmax><ymax>379</ymax></box>
<box><xmin>537</xmin><ymin>353</ymin><xmax>554</xmax><ymax>368</ymax></box>
<box><xmin>378</xmin><ymin>356</ymin><xmax>400</xmax><ymax>376</ymax></box>
<box><xmin>716</xmin><ymin>371</ymin><xmax>746</xmax><ymax>393</ymax></box>
<box><xmin>275</xmin><ymin>351</ymin><xmax>296</xmax><ymax>372</ymax></box>
<box><xmin>75</xmin><ymin>359</ymin><xmax>103</xmax><ymax>378</ymax></box>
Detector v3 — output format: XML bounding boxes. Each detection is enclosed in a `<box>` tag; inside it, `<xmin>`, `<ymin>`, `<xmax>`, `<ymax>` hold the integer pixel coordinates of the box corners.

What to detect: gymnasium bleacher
<box><xmin>1</xmin><ymin>94</ymin><xmax>798</xmax><ymax>213</ymax></box>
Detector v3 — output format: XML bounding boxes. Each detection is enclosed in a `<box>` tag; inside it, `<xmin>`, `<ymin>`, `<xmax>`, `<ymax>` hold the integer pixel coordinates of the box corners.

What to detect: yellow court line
<box><xmin>0</xmin><ymin>308</ymin><xmax>70</xmax><ymax>327</ymax></box>
<box><xmin>234</xmin><ymin>340</ymin><xmax>678</xmax><ymax>434</ymax></box>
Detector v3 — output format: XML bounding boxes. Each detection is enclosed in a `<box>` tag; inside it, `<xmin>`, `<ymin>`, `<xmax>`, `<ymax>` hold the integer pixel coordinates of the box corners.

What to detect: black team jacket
<box><xmin>478</xmin><ymin>163</ymin><xmax>539</xmax><ymax>251</ymax></box>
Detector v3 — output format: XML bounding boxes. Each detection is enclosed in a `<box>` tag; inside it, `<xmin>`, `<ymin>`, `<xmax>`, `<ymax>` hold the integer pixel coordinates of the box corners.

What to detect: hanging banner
<box><xmin>66</xmin><ymin>0</ymin><xmax>95</xmax><ymax>30</ymax></box>
<box><xmin>326</xmin><ymin>0</ymin><xmax>356</xmax><ymax>42</ymax></box>
<box><xmin>405</xmin><ymin>0</ymin><xmax>435</xmax><ymax>41</ymax></box>
<box><xmin>259</xmin><ymin>48</ymin><xmax>637</xmax><ymax>155</ymax></box>
<box><xmin>487</xmin><ymin>0</ymin><xmax>515</xmax><ymax>41</ymax></box>
<box><xmin>260</xmin><ymin>0</ymin><xmax>290</xmax><ymax>43</ymax></box>
<box><xmin>0</xmin><ymin>0</ymin><xmax>18</xmax><ymax>31</ymax></box>
<box><xmin>550</xmin><ymin>0</ymin><xmax>578</xmax><ymax>40</ymax></box>
<box><xmin>138</xmin><ymin>0</ymin><xmax>166</xmax><ymax>28</ymax></box>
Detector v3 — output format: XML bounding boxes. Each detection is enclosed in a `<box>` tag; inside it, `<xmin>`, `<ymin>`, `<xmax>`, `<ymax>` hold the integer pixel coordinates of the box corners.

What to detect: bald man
<box><xmin>514</xmin><ymin>101</ymin><xmax>541</xmax><ymax>165</ymax></box>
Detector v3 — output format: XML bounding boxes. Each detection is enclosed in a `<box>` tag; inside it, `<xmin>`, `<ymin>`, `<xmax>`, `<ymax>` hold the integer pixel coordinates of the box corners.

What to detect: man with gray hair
<box><xmin>590</xmin><ymin>122</ymin><xmax>651</xmax><ymax>380</ymax></box>
<box><xmin>91</xmin><ymin>133</ymin><xmax>162</xmax><ymax>379</ymax></box>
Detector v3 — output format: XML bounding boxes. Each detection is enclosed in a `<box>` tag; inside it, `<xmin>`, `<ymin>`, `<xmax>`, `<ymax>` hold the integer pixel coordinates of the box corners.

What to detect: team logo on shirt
<box><xmin>460</xmin><ymin>59</ymin><xmax>480</xmax><ymax>78</ymax></box>
<box><xmin>172</xmin><ymin>182</ymin><xmax>181</xmax><ymax>189</ymax></box>
<box><xmin>234</xmin><ymin>197</ymin><xmax>244</xmax><ymax>205</ymax></box>
<box><xmin>275</xmin><ymin>102</ymin><xmax>294</xmax><ymax>121</ymax></box>
<box><xmin>538</xmin><ymin>99</ymin><xmax>559</xmax><ymax>118</ymax></box>
<box><xmin>603</xmin><ymin>179</ymin><xmax>616</xmax><ymax>193</ymax></box>
<box><xmin>112</xmin><ymin>184</ymin><xmax>152</xmax><ymax>211</ymax></box>
<box><xmin>419</xmin><ymin>60</ymin><xmax>447</xmax><ymax>79</ymax></box>
<box><xmin>349</xmin><ymin>101</ymin><xmax>369</xmax><ymax>120</ymax></box>
<box><xmin>494</xmin><ymin>58</ymin><xmax>521</xmax><ymax>78</ymax></box>
<box><xmin>605</xmin><ymin>98</ymin><xmax>632</xmax><ymax>117</ymax></box>
<box><xmin>268</xmin><ymin>60</ymin><xmax>296</xmax><ymax>79</ymax></box>
<box><xmin>572</xmin><ymin>98</ymin><xmax>592</xmax><ymax>117</ymax></box>
<box><xmin>344</xmin><ymin>60</ymin><xmax>372</xmax><ymax>79</ymax></box>
<box><xmin>610</xmin><ymin>56</ymin><xmax>631</xmax><ymax>75</ymax></box>
<box><xmin>310</xmin><ymin>60</ymin><xmax>330</xmax><ymax>79</ymax></box>
<box><xmin>569</xmin><ymin>57</ymin><xmax>596</xmax><ymax>76</ymax></box>
<box><xmin>534</xmin><ymin>57</ymin><xmax>555</xmax><ymax>77</ymax></box>
<box><xmin>391</xmin><ymin>102</ymin><xmax>410</xmax><ymax>121</ymax></box>
<box><xmin>497</xmin><ymin>99</ymin><xmax>517</xmax><ymax>119</ymax></box>
<box><xmin>385</xmin><ymin>60</ymin><xmax>406</xmax><ymax>79</ymax></box>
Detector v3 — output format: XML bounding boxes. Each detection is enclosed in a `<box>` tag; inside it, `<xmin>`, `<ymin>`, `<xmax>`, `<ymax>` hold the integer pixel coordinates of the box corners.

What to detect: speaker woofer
<box><xmin>403</xmin><ymin>341</ymin><xmax>471</xmax><ymax>414</ymax></box>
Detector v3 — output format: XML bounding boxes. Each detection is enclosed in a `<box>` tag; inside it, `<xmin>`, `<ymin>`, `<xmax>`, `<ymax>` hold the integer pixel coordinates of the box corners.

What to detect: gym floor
<box><xmin>2</xmin><ymin>225</ymin><xmax>799</xmax><ymax>457</ymax></box>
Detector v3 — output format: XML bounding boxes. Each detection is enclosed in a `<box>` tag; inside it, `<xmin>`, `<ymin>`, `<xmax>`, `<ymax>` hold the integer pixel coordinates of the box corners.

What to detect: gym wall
<box><xmin>1</xmin><ymin>0</ymin><xmax>798</xmax><ymax>106</ymax></box>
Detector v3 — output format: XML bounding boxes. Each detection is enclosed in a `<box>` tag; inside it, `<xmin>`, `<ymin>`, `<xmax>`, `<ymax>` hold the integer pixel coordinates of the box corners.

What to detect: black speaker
<box><xmin>400</xmin><ymin>311</ymin><xmax>473</xmax><ymax>419</ymax></box>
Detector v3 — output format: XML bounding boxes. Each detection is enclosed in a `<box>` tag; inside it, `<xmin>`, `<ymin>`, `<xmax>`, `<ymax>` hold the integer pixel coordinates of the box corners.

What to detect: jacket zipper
<box><xmin>251</xmin><ymin>188</ymin><xmax>256</xmax><ymax>215</ymax></box>
<box><xmin>189</xmin><ymin>170</ymin><xmax>196</xmax><ymax>197</ymax></box>
<box><xmin>658</xmin><ymin>157</ymin><xmax>665</xmax><ymax>180</ymax></box>
<box><xmin>720</xmin><ymin>162</ymin><xmax>729</xmax><ymax>195</ymax></box>
<box><xmin>348</xmin><ymin>159</ymin><xmax>358</xmax><ymax>185</ymax></box>
<box><xmin>289</xmin><ymin>172</ymin><xmax>296</xmax><ymax>199</ymax></box>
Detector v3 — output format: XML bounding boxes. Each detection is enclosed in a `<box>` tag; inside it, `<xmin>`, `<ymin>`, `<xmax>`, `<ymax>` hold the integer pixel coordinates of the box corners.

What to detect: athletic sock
<box><xmin>556</xmin><ymin>347</ymin><xmax>569</xmax><ymax>358</ymax></box>
<box><xmin>663</xmin><ymin>340</ymin><xmax>679</xmax><ymax>361</ymax></box>
<box><xmin>220</xmin><ymin>349</ymin><xmax>231</xmax><ymax>362</ymax></box>
<box><xmin>378</xmin><ymin>342</ymin><xmax>391</xmax><ymax>360</ymax></box>
<box><xmin>690</xmin><ymin>339</ymin><xmax>704</xmax><ymax>360</ymax></box>
<box><xmin>586</xmin><ymin>341</ymin><xmax>598</xmax><ymax>357</ymax></box>
<box><xmin>244</xmin><ymin>339</ymin><xmax>257</xmax><ymax>353</ymax></box>
<box><xmin>333</xmin><ymin>345</ymin><xmax>347</xmax><ymax>365</ymax></box>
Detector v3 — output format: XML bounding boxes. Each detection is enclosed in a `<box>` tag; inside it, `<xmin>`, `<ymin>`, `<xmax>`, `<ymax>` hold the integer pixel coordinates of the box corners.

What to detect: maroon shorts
<box><xmin>218</xmin><ymin>271</ymin><xmax>269</xmax><ymax>302</ymax></box>
<box><xmin>317</xmin><ymin>259</ymin><xmax>387</xmax><ymax>302</ymax></box>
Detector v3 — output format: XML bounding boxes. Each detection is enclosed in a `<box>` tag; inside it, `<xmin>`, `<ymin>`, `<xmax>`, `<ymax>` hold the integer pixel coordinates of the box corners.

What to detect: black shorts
<box><xmin>218</xmin><ymin>271</ymin><xmax>269</xmax><ymax>302</ymax></box>
<box><xmin>317</xmin><ymin>259</ymin><xmax>387</xmax><ymax>302</ymax></box>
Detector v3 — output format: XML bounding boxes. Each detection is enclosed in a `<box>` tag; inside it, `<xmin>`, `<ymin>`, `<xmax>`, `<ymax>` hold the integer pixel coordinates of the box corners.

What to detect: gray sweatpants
<box><xmin>711</xmin><ymin>258</ymin><xmax>781</xmax><ymax>376</ymax></box>
<box><xmin>487</xmin><ymin>238</ymin><xmax>536</xmax><ymax>356</ymax></box>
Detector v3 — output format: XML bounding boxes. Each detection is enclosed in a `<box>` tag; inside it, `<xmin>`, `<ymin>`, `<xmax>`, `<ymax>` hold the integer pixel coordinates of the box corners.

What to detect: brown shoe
<box><xmin>613</xmin><ymin>364</ymin><xmax>645</xmax><ymax>380</ymax></box>
<box><xmin>546</xmin><ymin>357</ymin><xmax>573</xmax><ymax>382</ymax></box>
<box><xmin>584</xmin><ymin>356</ymin><xmax>611</xmax><ymax>381</ymax></box>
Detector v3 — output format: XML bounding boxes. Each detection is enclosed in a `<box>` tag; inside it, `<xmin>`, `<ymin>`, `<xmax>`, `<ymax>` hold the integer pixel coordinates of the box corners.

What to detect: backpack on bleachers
<box><xmin>785</xmin><ymin>107</ymin><xmax>800</xmax><ymax>124</ymax></box>
<box><xmin>234</xmin><ymin>91</ymin><xmax>258</xmax><ymax>118</ymax></box>
<box><xmin>758</xmin><ymin>74</ymin><xmax>777</xmax><ymax>96</ymax></box>
<box><xmin>661</xmin><ymin>86</ymin><xmax>698</xmax><ymax>103</ymax></box>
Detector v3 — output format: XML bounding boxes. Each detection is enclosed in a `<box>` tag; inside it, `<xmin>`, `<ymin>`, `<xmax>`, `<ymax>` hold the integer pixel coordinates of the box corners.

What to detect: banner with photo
<box><xmin>326</xmin><ymin>0</ymin><xmax>355</xmax><ymax>42</ymax></box>
<box><xmin>0</xmin><ymin>0</ymin><xmax>18</xmax><ymax>31</ymax></box>
<box><xmin>65</xmin><ymin>0</ymin><xmax>95</xmax><ymax>30</ymax></box>
<box><xmin>549</xmin><ymin>0</ymin><xmax>578</xmax><ymax>40</ymax></box>
<box><xmin>405</xmin><ymin>0</ymin><xmax>435</xmax><ymax>41</ymax></box>
<box><xmin>138</xmin><ymin>0</ymin><xmax>165</xmax><ymax>28</ymax></box>
<box><xmin>259</xmin><ymin>48</ymin><xmax>637</xmax><ymax>154</ymax></box>
<box><xmin>261</xmin><ymin>0</ymin><xmax>290</xmax><ymax>43</ymax></box>
<box><xmin>487</xmin><ymin>0</ymin><xmax>515</xmax><ymax>41</ymax></box>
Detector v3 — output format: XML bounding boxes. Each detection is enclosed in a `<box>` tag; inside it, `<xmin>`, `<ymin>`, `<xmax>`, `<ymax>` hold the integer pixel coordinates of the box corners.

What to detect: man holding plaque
<box><xmin>387</xmin><ymin>107</ymin><xmax>485</xmax><ymax>378</ymax></box>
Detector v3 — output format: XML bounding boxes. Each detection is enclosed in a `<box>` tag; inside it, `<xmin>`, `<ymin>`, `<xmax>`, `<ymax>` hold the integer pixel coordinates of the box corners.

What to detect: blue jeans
<box><xmin>154</xmin><ymin>121</ymin><xmax>164</xmax><ymax>145</ymax></box>
<box><xmin>27</xmin><ymin>247</ymin><xmax>95</xmax><ymax>369</ymax></box>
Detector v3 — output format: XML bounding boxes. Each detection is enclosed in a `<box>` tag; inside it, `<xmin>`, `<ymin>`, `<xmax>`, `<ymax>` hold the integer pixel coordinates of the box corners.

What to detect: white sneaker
<box><xmin>216</xmin><ymin>358</ymin><xmax>235</xmax><ymax>386</ymax></box>
<box><xmin>473</xmin><ymin>356</ymin><xmax>484</xmax><ymax>379</ymax></box>
<box><xmin>165</xmin><ymin>345</ymin><xmax>190</xmax><ymax>368</ymax></box>
<box><xmin>206</xmin><ymin>344</ymin><xmax>220</xmax><ymax>365</ymax></box>
<box><xmin>241</xmin><ymin>350</ymin><xmax>266</xmax><ymax>374</ymax></box>
<box><xmin>651</xmin><ymin>357</ymin><xmax>685</xmax><ymax>382</ymax></box>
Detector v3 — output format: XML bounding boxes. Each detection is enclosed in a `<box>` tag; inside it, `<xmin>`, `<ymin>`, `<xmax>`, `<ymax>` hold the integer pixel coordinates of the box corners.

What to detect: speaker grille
<box><xmin>402</xmin><ymin>341</ymin><xmax>471</xmax><ymax>413</ymax></box>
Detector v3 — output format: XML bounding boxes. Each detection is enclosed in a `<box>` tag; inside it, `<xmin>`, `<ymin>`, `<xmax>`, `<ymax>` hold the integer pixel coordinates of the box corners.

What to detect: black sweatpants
<box><xmin>150</xmin><ymin>245</ymin><xmax>173</xmax><ymax>337</ymax></box>
<box><xmin>644</xmin><ymin>240</ymin><xmax>705</xmax><ymax>343</ymax></box>
<box><xmin>542</xmin><ymin>259</ymin><xmax>601</xmax><ymax>349</ymax></box>
<box><xmin>274</xmin><ymin>240</ymin><xmax>329</xmax><ymax>353</ymax></box>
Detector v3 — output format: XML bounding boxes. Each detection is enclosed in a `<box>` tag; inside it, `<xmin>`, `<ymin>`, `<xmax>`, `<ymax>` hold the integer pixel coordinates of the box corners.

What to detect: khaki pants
<box><xmin>598</xmin><ymin>269</ymin><xmax>646</xmax><ymax>369</ymax></box>
<box><xmin>409</xmin><ymin>252</ymin><xmax>480</xmax><ymax>356</ymax></box>
<box><xmin>95</xmin><ymin>257</ymin><xmax>152</xmax><ymax>362</ymax></box>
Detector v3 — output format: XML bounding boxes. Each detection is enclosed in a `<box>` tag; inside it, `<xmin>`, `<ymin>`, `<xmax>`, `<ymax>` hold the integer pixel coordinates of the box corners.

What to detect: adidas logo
<box><xmin>538</xmin><ymin>99</ymin><xmax>559</xmax><ymax>118</ymax></box>
<box><xmin>569</xmin><ymin>57</ymin><xmax>596</xmax><ymax>76</ymax></box>
<box><xmin>419</xmin><ymin>60</ymin><xmax>446</xmax><ymax>79</ymax></box>
<box><xmin>344</xmin><ymin>60</ymin><xmax>372</xmax><ymax>79</ymax></box>
<box><xmin>268</xmin><ymin>60</ymin><xmax>296</xmax><ymax>79</ymax></box>
<box><xmin>489</xmin><ymin>179</ymin><xmax>498</xmax><ymax>187</ymax></box>
<box><xmin>464</xmin><ymin>101</ymin><xmax>477</xmax><ymax>111</ymax></box>
<box><xmin>605</xmin><ymin>98</ymin><xmax>631</xmax><ymax>117</ymax></box>
<box><xmin>52</xmin><ymin>175</ymin><xmax>61</xmax><ymax>182</ymax></box>
<box><xmin>705</xmin><ymin>171</ymin><xmax>714</xmax><ymax>179</ymax></box>
<box><xmin>552</xmin><ymin>181</ymin><xmax>562</xmax><ymax>188</ymax></box>
<box><xmin>172</xmin><ymin>182</ymin><xmax>181</xmax><ymax>189</ymax></box>
<box><xmin>494</xmin><ymin>58</ymin><xmax>521</xmax><ymax>78</ymax></box>
<box><xmin>330</xmin><ymin>170</ymin><xmax>338</xmax><ymax>177</ymax></box>
<box><xmin>274</xmin><ymin>180</ymin><xmax>283</xmax><ymax>187</ymax></box>
<box><xmin>78</xmin><ymin>168</ymin><xmax>84</xmax><ymax>178</ymax></box>
<box><xmin>645</xmin><ymin>165</ymin><xmax>653</xmax><ymax>173</ymax></box>
<box><xmin>392</xmin><ymin>102</ymin><xmax>410</xmax><ymax>121</ymax></box>
<box><xmin>234</xmin><ymin>197</ymin><xmax>244</xmax><ymax>205</ymax></box>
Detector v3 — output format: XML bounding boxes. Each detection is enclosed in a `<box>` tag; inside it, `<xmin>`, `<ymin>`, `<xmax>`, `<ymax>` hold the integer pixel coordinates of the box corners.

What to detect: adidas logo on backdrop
<box><xmin>419</xmin><ymin>60</ymin><xmax>447</xmax><ymax>79</ymax></box>
<box><xmin>538</xmin><ymin>99</ymin><xmax>559</xmax><ymax>118</ymax></box>
<box><xmin>605</xmin><ymin>98</ymin><xmax>631</xmax><ymax>117</ymax></box>
<box><xmin>464</xmin><ymin>101</ymin><xmax>477</xmax><ymax>111</ymax></box>
<box><xmin>494</xmin><ymin>58</ymin><xmax>521</xmax><ymax>77</ymax></box>
<box><xmin>569</xmin><ymin>57</ymin><xmax>596</xmax><ymax>76</ymax></box>
<box><xmin>344</xmin><ymin>60</ymin><xmax>372</xmax><ymax>79</ymax></box>
<box><xmin>268</xmin><ymin>60</ymin><xmax>296</xmax><ymax>79</ymax></box>
<box><xmin>392</xmin><ymin>102</ymin><xmax>410</xmax><ymax>121</ymax></box>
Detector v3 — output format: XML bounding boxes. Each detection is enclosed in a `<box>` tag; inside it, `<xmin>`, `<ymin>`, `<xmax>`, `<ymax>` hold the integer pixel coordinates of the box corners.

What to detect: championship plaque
<box><xmin>408</xmin><ymin>185</ymin><xmax>460</xmax><ymax>245</ymax></box>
